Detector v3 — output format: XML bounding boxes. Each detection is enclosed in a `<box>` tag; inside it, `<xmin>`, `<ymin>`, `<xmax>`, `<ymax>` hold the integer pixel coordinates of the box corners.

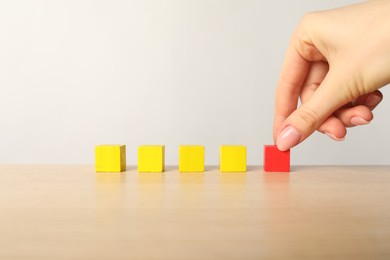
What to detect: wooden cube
<box><xmin>138</xmin><ymin>145</ymin><xmax>165</xmax><ymax>172</ymax></box>
<box><xmin>220</xmin><ymin>145</ymin><xmax>246</xmax><ymax>172</ymax></box>
<box><xmin>95</xmin><ymin>145</ymin><xmax>126</xmax><ymax>172</ymax></box>
<box><xmin>263</xmin><ymin>145</ymin><xmax>290</xmax><ymax>172</ymax></box>
<box><xmin>179</xmin><ymin>145</ymin><xmax>205</xmax><ymax>172</ymax></box>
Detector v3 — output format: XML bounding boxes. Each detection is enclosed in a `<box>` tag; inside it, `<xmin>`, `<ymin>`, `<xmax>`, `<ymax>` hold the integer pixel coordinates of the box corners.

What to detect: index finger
<box><xmin>273</xmin><ymin>43</ymin><xmax>311</xmax><ymax>142</ymax></box>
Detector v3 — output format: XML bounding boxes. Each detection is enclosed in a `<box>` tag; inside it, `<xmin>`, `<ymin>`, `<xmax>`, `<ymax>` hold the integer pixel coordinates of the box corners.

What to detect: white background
<box><xmin>1</xmin><ymin>0</ymin><xmax>389</xmax><ymax>165</ymax></box>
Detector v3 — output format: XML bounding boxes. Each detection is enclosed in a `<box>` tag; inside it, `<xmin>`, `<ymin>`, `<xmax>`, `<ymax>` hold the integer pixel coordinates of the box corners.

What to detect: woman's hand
<box><xmin>274</xmin><ymin>0</ymin><xmax>390</xmax><ymax>151</ymax></box>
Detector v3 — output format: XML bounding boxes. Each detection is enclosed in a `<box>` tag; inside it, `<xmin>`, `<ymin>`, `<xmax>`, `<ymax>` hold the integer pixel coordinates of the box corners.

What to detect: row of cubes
<box><xmin>95</xmin><ymin>145</ymin><xmax>290</xmax><ymax>173</ymax></box>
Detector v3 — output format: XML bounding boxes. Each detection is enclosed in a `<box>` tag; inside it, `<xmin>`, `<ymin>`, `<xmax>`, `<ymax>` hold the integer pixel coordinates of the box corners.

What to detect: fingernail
<box><xmin>277</xmin><ymin>125</ymin><xmax>301</xmax><ymax>151</ymax></box>
<box><xmin>365</xmin><ymin>95</ymin><xmax>381</xmax><ymax>106</ymax></box>
<box><xmin>350</xmin><ymin>117</ymin><xmax>370</xmax><ymax>126</ymax></box>
<box><xmin>324</xmin><ymin>132</ymin><xmax>345</xmax><ymax>141</ymax></box>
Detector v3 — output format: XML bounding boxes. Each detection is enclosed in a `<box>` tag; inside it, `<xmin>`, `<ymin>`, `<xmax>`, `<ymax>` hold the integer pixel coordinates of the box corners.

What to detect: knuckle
<box><xmin>299</xmin><ymin>11</ymin><xmax>322</xmax><ymax>30</ymax></box>
<box><xmin>343</xmin><ymin>75</ymin><xmax>369</xmax><ymax>102</ymax></box>
<box><xmin>295</xmin><ymin>13</ymin><xmax>326</xmax><ymax>61</ymax></box>
<box><xmin>335</xmin><ymin>64</ymin><xmax>375</xmax><ymax>102</ymax></box>
<box><xmin>300</xmin><ymin>12</ymin><xmax>316</xmax><ymax>24</ymax></box>
<box><xmin>296</xmin><ymin>106</ymin><xmax>321</xmax><ymax>130</ymax></box>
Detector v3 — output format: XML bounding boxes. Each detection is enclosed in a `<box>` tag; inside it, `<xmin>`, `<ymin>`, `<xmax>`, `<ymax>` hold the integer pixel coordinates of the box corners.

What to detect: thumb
<box><xmin>276</xmin><ymin>72</ymin><xmax>349</xmax><ymax>151</ymax></box>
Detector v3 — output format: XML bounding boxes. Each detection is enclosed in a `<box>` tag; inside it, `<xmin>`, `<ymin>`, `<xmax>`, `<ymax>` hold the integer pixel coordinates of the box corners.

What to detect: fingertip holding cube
<box><xmin>95</xmin><ymin>145</ymin><xmax>126</xmax><ymax>172</ymax></box>
<box><xmin>179</xmin><ymin>145</ymin><xmax>205</xmax><ymax>172</ymax></box>
<box><xmin>220</xmin><ymin>145</ymin><xmax>246</xmax><ymax>172</ymax></box>
<box><xmin>138</xmin><ymin>145</ymin><xmax>165</xmax><ymax>172</ymax></box>
<box><xmin>263</xmin><ymin>145</ymin><xmax>290</xmax><ymax>172</ymax></box>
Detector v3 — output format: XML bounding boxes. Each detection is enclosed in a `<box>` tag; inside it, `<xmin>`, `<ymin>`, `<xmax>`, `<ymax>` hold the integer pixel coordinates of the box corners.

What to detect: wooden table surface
<box><xmin>0</xmin><ymin>165</ymin><xmax>390</xmax><ymax>260</ymax></box>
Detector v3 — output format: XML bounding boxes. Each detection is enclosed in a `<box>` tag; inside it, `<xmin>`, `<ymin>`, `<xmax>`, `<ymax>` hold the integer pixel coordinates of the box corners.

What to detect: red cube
<box><xmin>263</xmin><ymin>145</ymin><xmax>290</xmax><ymax>172</ymax></box>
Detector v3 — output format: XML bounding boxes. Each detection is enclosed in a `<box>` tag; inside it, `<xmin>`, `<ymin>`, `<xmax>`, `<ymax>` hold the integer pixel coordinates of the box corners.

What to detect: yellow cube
<box><xmin>138</xmin><ymin>145</ymin><xmax>165</xmax><ymax>172</ymax></box>
<box><xmin>220</xmin><ymin>145</ymin><xmax>246</xmax><ymax>172</ymax></box>
<box><xmin>179</xmin><ymin>145</ymin><xmax>205</xmax><ymax>172</ymax></box>
<box><xmin>95</xmin><ymin>145</ymin><xmax>126</xmax><ymax>172</ymax></box>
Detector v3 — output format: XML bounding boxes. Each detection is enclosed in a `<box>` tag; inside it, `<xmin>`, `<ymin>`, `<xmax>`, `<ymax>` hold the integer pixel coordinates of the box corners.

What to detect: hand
<box><xmin>273</xmin><ymin>0</ymin><xmax>390</xmax><ymax>151</ymax></box>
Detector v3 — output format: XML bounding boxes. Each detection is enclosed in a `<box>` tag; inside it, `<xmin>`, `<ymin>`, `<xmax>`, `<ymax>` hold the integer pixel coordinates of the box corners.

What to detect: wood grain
<box><xmin>0</xmin><ymin>165</ymin><xmax>389</xmax><ymax>259</ymax></box>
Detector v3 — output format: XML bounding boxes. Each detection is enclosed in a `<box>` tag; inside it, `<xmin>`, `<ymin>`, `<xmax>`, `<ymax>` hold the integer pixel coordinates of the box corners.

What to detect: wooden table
<box><xmin>0</xmin><ymin>165</ymin><xmax>389</xmax><ymax>259</ymax></box>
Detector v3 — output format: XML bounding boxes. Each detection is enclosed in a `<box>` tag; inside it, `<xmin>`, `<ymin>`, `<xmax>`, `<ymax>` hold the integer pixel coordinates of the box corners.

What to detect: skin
<box><xmin>273</xmin><ymin>0</ymin><xmax>390</xmax><ymax>151</ymax></box>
